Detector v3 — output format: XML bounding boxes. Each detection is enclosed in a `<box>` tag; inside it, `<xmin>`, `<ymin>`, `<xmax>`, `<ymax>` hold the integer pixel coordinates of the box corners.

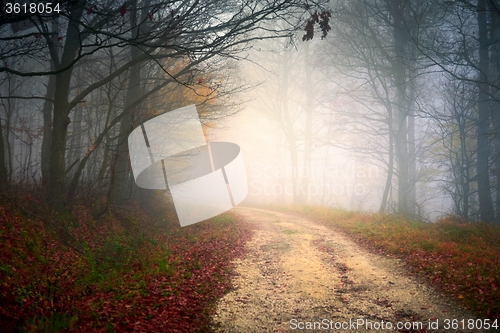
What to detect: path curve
<box><xmin>212</xmin><ymin>207</ymin><xmax>478</xmax><ymax>332</ymax></box>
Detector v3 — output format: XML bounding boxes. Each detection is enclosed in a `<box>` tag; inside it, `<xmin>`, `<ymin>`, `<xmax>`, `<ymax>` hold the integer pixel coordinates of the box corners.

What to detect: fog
<box><xmin>208</xmin><ymin>38</ymin><xmax>450</xmax><ymax>221</ymax></box>
<box><xmin>1</xmin><ymin>0</ymin><xmax>498</xmax><ymax>223</ymax></box>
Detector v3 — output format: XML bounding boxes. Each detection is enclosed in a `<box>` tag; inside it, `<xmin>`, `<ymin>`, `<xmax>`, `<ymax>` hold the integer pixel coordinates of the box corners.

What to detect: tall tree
<box><xmin>476</xmin><ymin>0</ymin><xmax>495</xmax><ymax>222</ymax></box>
<box><xmin>322</xmin><ymin>0</ymin><xmax>427</xmax><ymax>216</ymax></box>
<box><xmin>0</xmin><ymin>0</ymin><xmax>317</xmax><ymax>209</ymax></box>
<box><xmin>0</xmin><ymin>116</ymin><xmax>6</xmax><ymax>186</ymax></box>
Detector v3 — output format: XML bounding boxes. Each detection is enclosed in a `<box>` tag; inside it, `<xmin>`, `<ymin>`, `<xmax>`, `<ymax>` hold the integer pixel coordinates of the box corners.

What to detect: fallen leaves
<box><xmin>0</xmin><ymin>191</ymin><xmax>255</xmax><ymax>332</ymax></box>
<box><xmin>288</xmin><ymin>205</ymin><xmax>500</xmax><ymax>319</ymax></box>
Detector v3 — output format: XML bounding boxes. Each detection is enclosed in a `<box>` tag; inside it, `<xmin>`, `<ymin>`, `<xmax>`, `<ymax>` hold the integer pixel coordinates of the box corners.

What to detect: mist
<box><xmin>4</xmin><ymin>0</ymin><xmax>495</xmax><ymax>223</ymax></box>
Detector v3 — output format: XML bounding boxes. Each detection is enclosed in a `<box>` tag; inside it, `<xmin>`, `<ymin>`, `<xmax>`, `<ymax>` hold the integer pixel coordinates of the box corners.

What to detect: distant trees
<box><xmin>320</xmin><ymin>0</ymin><xmax>431</xmax><ymax>216</ymax></box>
<box><xmin>431</xmin><ymin>79</ymin><xmax>478</xmax><ymax>220</ymax></box>
<box><xmin>3</xmin><ymin>0</ymin><xmax>500</xmax><ymax>223</ymax></box>
<box><xmin>421</xmin><ymin>0</ymin><xmax>500</xmax><ymax>222</ymax></box>
<box><xmin>315</xmin><ymin>0</ymin><xmax>500</xmax><ymax>223</ymax></box>
<box><xmin>0</xmin><ymin>0</ymin><xmax>318</xmax><ymax>210</ymax></box>
<box><xmin>245</xmin><ymin>34</ymin><xmax>326</xmax><ymax>205</ymax></box>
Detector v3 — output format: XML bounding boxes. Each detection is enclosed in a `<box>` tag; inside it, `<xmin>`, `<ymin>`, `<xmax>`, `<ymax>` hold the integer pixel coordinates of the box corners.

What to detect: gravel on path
<box><xmin>212</xmin><ymin>207</ymin><xmax>479</xmax><ymax>333</ymax></box>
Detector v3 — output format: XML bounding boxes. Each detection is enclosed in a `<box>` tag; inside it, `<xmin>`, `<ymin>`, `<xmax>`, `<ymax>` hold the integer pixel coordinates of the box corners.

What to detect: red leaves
<box><xmin>303</xmin><ymin>10</ymin><xmax>332</xmax><ymax>41</ymax></box>
<box><xmin>297</xmin><ymin>207</ymin><xmax>500</xmax><ymax>320</ymax></box>
<box><xmin>197</xmin><ymin>77</ymin><xmax>203</xmax><ymax>84</ymax></box>
<box><xmin>65</xmin><ymin>208</ymin><xmax>253</xmax><ymax>331</ymax></box>
<box><xmin>86</xmin><ymin>5</ymin><xmax>97</xmax><ymax>14</ymax></box>
<box><xmin>319</xmin><ymin>11</ymin><xmax>332</xmax><ymax>39</ymax></box>
<box><xmin>303</xmin><ymin>19</ymin><xmax>314</xmax><ymax>41</ymax></box>
<box><xmin>148</xmin><ymin>13</ymin><xmax>153</xmax><ymax>21</ymax></box>
<box><xmin>375</xmin><ymin>298</ymin><xmax>393</xmax><ymax>307</ymax></box>
<box><xmin>120</xmin><ymin>5</ymin><xmax>127</xmax><ymax>17</ymax></box>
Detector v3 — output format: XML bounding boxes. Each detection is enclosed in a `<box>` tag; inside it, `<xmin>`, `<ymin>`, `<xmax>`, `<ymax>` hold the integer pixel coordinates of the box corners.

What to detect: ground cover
<box><xmin>266</xmin><ymin>205</ymin><xmax>500</xmax><ymax>319</ymax></box>
<box><xmin>0</xmin><ymin>189</ymin><xmax>254</xmax><ymax>332</ymax></box>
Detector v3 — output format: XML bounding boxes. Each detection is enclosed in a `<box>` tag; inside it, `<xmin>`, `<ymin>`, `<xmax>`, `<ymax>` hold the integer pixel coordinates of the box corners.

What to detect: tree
<box><xmin>430</xmin><ymin>78</ymin><xmax>478</xmax><ymax>220</ymax></box>
<box><xmin>0</xmin><ymin>0</ymin><xmax>319</xmax><ymax>209</ymax></box>
<box><xmin>0</xmin><ymin>116</ymin><xmax>6</xmax><ymax>186</ymax></box>
<box><xmin>320</xmin><ymin>0</ymin><xmax>432</xmax><ymax>216</ymax></box>
<box><xmin>476</xmin><ymin>0</ymin><xmax>496</xmax><ymax>222</ymax></box>
<box><xmin>414</xmin><ymin>0</ymin><xmax>500</xmax><ymax>222</ymax></box>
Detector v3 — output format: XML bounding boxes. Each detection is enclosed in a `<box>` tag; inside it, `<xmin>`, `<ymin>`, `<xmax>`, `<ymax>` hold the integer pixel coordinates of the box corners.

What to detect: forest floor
<box><xmin>212</xmin><ymin>207</ymin><xmax>479</xmax><ymax>333</ymax></box>
<box><xmin>2</xmin><ymin>190</ymin><xmax>498</xmax><ymax>332</ymax></box>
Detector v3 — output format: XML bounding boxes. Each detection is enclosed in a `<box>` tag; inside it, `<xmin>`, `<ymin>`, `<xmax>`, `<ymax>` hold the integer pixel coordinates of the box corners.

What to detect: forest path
<box><xmin>212</xmin><ymin>207</ymin><xmax>476</xmax><ymax>332</ymax></box>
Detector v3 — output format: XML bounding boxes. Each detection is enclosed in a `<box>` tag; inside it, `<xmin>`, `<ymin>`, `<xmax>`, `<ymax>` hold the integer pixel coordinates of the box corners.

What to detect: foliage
<box><xmin>266</xmin><ymin>204</ymin><xmax>500</xmax><ymax>319</ymax></box>
<box><xmin>0</xmin><ymin>188</ymin><xmax>254</xmax><ymax>332</ymax></box>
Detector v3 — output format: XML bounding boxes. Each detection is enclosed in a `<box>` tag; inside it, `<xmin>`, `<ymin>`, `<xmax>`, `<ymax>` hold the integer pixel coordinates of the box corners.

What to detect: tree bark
<box><xmin>407</xmin><ymin>59</ymin><xmax>417</xmax><ymax>216</ymax></box>
<box><xmin>41</xmin><ymin>74</ymin><xmax>56</xmax><ymax>188</ymax></box>
<box><xmin>380</xmin><ymin>116</ymin><xmax>394</xmax><ymax>213</ymax></box>
<box><xmin>47</xmin><ymin>1</ymin><xmax>86</xmax><ymax>209</ymax></box>
<box><xmin>489</xmin><ymin>0</ymin><xmax>500</xmax><ymax>223</ymax></box>
<box><xmin>41</xmin><ymin>18</ymin><xmax>59</xmax><ymax>189</ymax></box>
<box><xmin>0</xmin><ymin>117</ymin><xmax>7</xmax><ymax>186</ymax></box>
<box><xmin>476</xmin><ymin>0</ymin><xmax>495</xmax><ymax>222</ymax></box>
<box><xmin>301</xmin><ymin>42</ymin><xmax>314</xmax><ymax>204</ymax></box>
<box><xmin>281</xmin><ymin>48</ymin><xmax>300</xmax><ymax>204</ymax></box>
<box><xmin>391</xmin><ymin>0</ymin><xmax>410</xmax><ymax>216</ymax></box>
<box><xmin>110</xmin><ymin>0</ymin><xmax>145</xmax><ymax>204</ymax></box>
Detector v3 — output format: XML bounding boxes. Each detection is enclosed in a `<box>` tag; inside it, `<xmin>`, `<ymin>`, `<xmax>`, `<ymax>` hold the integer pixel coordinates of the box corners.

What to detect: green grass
<box><xmin>265</xmin><ymin>204</ymin><xmax>500</xmax><ymax>319</ymax></box>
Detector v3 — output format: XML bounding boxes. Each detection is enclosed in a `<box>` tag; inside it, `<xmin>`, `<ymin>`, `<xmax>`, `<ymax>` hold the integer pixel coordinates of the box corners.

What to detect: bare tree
<box><xmin>0</xmin><ymin>0</ymin><xmax>322</xmax><ymax>209</ymax></box>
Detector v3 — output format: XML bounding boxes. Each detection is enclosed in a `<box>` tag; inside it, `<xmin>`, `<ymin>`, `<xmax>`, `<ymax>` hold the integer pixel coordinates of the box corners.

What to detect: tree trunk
<box><xmin>280</xmin><ymin>47</ymin><xmax>300</xmax><ymax>204</ymax></box>
<box><xmin>301</xmin><ymin>42</ymin><xmax>313</xmax><ymax>204</ymax></box>
<box><xmin>476</xmin><ymin>0</ymin><xmax>495</xmax><ymax>222</ymax></box>
<box><xmin>110</xmin><ymin>0</ymin><xmax>144</xmax><ymax>204</ymax></box>
<box><xmin>459</xmin><ymin>114</ymin><xmax>471</xmax><ymax>219</ymax></box>
<box><xmin>391</xmin><ymin>0</ymin><xmax>410</xmax><ymax>215</ymax></box>
<box><xmin>0</xmin><ymin>117</ymin><xmax>7</xmax><ymax>186</ymax></box>
<box><xmin>407</xmin><ymin>75</ymin><xmax>416</xmax><ymax>217</ymax></box>
<box><xmin>41</xmin><ymin>18</ymin><xmax>59</xmax><ymax>189</ymax></box>
<box><xmin>4</xmin><ymin>72</ymin><xmax>17</xmax><ymax>180</ymax></box>
<box><xmin>489</xmin><ymin>1</ymin><xmax>500</xmax><ymax>223</ymax></box>
<box><xmin>66</xmin><ymin>66</ymin><xmax>84</xmax><ymax>178</ymax></box>
<box><xmin>41</xmin><ymin>74</ymin><xmax>56</xmax><ymax>189</ymax></box>
<box><xmin>380</xmin><ymin>122</ymin><xmax>394</xmax><ymax>213</ymax></box>
<box><xmin>47</xmin><ymin>1</ymin><xmax>86</xmax><ymax>209</ymax></box>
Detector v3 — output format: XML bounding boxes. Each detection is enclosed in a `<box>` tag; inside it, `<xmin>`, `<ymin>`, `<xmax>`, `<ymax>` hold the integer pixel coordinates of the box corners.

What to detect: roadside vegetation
<box><xmin>0</xmin><ymin>187</ymin><xmax>254</xmax><ymax>332</ymax></box>
<box><xmin>267</xmin><ymin>205</ymin><xmax>500</xmax><ymax>319</ymax></box>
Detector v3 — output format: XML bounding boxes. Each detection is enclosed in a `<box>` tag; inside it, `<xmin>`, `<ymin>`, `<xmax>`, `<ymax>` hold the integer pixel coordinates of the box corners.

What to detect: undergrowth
<box><xmin>0</xmin><ymin>187</ymin><xmax>254</xmax><ymax>332</ymax></box>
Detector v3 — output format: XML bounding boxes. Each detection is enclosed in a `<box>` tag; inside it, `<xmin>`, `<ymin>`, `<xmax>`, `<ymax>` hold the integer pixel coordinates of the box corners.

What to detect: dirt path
<box><xmin>212</xmin><ymin>208</ymin><xmax>479</xmax><ymax>332</ymax></box>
